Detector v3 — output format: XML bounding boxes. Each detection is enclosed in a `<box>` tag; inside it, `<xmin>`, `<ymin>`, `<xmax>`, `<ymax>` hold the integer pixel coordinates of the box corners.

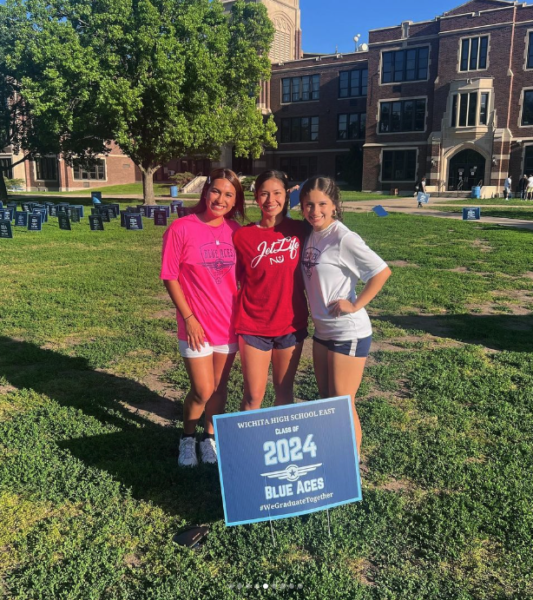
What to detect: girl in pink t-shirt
<box><xmin>161</xmin><ymin>168</ymin><xmax>244</xmax><ymax>467</ymax></box>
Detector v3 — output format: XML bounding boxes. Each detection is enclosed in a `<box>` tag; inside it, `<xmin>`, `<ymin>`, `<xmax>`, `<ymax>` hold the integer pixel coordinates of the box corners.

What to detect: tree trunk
<box><xmin>141</xmin><ymin>166</ymin><xmax>160</xmax><ymax>205</ymax></box>
<box><xmin>0</xmin><ymin>172</ymin><xmax>8</xmax><ymax>203</ymax></box>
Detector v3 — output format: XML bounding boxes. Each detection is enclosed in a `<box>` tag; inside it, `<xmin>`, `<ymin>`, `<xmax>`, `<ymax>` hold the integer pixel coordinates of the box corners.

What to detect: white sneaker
<box><xmin>178</xmin><ymin>436</ymin><xmax>198</xmax><ymax>467</ymax></box>
<box><xmin>199</xmin><ymin>438</ymin><xmax>218</xmax><ymax>464</ymax></box>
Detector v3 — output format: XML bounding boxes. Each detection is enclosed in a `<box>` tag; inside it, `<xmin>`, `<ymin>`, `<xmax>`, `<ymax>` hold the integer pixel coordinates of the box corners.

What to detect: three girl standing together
<box><xmin>161</xmin><ymin>169</ymin><xmax>390</xmax><ymax>467</ymax></box>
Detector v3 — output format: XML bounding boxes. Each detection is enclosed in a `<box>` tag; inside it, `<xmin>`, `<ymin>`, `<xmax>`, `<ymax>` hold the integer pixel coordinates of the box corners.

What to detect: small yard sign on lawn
<box><xmin>0</xmin><ymin>219</ymin><xmax>13</xmax><ymax>238</ymax></box>
<box><xmin>463</xmin><ymin>207</ymin><xmax>481</xmax><ymax>221</ymax></box>
<box><xmin>214</xmin><ymin>396</ymin><xmax>362</xmax><ymax>527</ymax></box>
<box><xmin>28</xmin><ymin>214</ymin><xmax>43</xmax><ymax>231</ymax></box>
<box><xmin>372</xmin><ymin>205</ymin><xmax>389</xmax><ymax>217</ymax></box>
<box><xmin>126</xmin><ymin>214</ymin><xmax>143</xmax><ymax>230</ymax></box>
<box><xmin>89</xmin><ymin>215</ymin><xmax>104</xmax><ymax>231</ymax></box>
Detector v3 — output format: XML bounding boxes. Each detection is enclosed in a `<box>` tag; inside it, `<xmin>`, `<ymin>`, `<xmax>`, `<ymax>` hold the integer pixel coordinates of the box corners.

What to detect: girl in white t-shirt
<box><xmin>299</xmin><ymin>176</ymin><xmax>391</xmax><ymax>457</ymax></box>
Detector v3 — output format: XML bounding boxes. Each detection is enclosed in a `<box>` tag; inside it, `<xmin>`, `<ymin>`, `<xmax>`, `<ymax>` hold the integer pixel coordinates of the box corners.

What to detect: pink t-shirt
<box><xmin>160</xmin><ymin>214</ymin><xmax>241</xmax><ymax>345</ymax></box>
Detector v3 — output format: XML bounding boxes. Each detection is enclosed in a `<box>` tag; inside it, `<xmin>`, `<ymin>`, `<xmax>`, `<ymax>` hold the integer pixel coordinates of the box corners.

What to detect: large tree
<box><xmin>3</xmin><ymin>0</ymin><xmax>277</xmax><ymax>203</ymax></box>
<box><xmin>0</xmin><ymin>1</ymin><xmax>112</xmax><ymax>201</ymax></box>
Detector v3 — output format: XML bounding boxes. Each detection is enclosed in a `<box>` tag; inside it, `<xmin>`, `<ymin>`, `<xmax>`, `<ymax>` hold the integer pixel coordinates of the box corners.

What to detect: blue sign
<box><xmin>89</xmin><ymin>215</ymin><xmax>104</xmax><ymax>231</ymax></box>
<box><xmin>108</xmin><ymin>203</ymin><xmax>120</xmax><ymax>218</ymax></box>
<box><xmin>33</xmin><ymin>208</ymin><xmax>48</xmax><ymax>222</ymax></box>
<box><xmin>214</xmin><ymin>396</ymin><xmax>361</xmax><ymax>527</ymax></box>
<box><xmin>289</xmin><ymin>183</ymin><xmax>304</xmax><ymax>209</ymax></box>
<box><xmin>153</xmin><ymin>209</ymin><xmax>168</xmax><ymax>226</ymax></box>
<box><xmin>72</xmin><ymin>205</ymin><xmax>85</xmax><ymax>218</ymax></box>
<box><xmin>0</xmin><ymin>219</ymin><xmax>13</xmax><ymax>239</ymax></box>
<box><xmin>417</xmin><ymin>192</ymin><xmax>430</xmax><ymax>204</ymax></box>
<box><xmin>0</xmin><ymin>209</ymin><xmax>12</xmax><ymax>221</ymax></box>
<box><xmin>463</xmin><ymin>207</ymin><xmax>481</xmax><ymax>221</ymax></box>
<box><xmin>15</xmin><ymin>211</ymin><xmax>28</xmax><ymax>227</ymax></box>
<box><xmin>58</xmin><ymin>213</ymin><xmax>72</xmax><ymax>231</ymax></box>
<box><xmin>21</xmin><ymin>202</ymin><xmax>33</xmax><ymax>212</ymax></box>
<box><xmin>91</xmin><ymin>191</ymin><xmax>102</xmax><ymax>204</ymax></box>
<box><xmin>28</xmin><ymin>214</ymin><xmax>43</xmax><ymax>231</ymax></box>
<box><xmin>49</xmin><ymin>204</ymin><xmax>58</xmax><ymax>217</ymax></box>
<box><xmin>372</xmin><ymin>205</ymin><xmax>389</xmax><ymax>217</ymax></box>
<box><xmin>69</xmin><ymin>207</ymin><xmax>81</xmax><ymax>223</ymax></box>
<box><xmin>126</xmin><ymin>213</ymin><xmax>143</xmax><ymax>230</ymax></box>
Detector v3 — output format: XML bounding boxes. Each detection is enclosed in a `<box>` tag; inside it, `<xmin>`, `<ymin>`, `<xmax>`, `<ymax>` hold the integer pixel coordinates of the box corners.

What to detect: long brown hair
<box><xmin>254</xmin><ymin>170</ymin><xmax>290</xmax><ymax>217</ymax></box>
<box><xmin>189</xmin><ymin>168</ymin><xmax>245</xmax><ymax>221</ymax></box>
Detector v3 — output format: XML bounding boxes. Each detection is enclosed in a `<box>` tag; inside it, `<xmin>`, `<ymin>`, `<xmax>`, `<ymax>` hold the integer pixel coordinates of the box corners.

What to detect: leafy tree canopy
<box><xmin>1</xmin><ymin>0</ymin><xmax>277</xmax><ymax>202</ymax></box>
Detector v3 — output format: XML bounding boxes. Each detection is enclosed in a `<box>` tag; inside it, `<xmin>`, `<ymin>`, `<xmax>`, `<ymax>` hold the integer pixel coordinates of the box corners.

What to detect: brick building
<box><xmin>1</xmin><ymin>144</ymin><xmax>141</xmax><ymax>193</ymax></box>
<box><xmin>266</xmin><ymin>0</ymin><xmax>533</xmax><ymax>195</ymax></box>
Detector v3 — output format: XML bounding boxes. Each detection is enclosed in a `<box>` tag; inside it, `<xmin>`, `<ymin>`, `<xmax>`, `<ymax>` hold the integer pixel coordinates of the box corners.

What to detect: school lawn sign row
<box><xmin>0</xmin><ymin>199</ymin><xmax>186</xmax><ymax>238</ymax></box>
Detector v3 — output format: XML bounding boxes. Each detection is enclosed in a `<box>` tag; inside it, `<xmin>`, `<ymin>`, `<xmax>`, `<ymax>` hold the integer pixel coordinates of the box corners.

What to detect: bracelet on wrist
<box><xmin>184</xmin><ymin>314</ymin><xmax>194</xmax><ymax>321</ymax></box>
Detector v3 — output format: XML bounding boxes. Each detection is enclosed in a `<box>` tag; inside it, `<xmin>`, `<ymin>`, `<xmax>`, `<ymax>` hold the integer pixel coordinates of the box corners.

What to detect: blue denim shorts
<box><xmin>241</xmin><ymin>328</ymin><xmax>308</xmax><ymax>352</ymax></box>
<box><xmin>313</xmin><ymin>335</ymin><xmax>372</xmax><ymax>358</ymax></box>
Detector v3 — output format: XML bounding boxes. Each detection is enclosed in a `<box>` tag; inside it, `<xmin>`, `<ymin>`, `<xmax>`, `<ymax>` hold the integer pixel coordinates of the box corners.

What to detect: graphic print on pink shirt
<box><xmin>200</xmin><ymin>242</ymin><xmax>236</xmax><ymax>284</ymax></box>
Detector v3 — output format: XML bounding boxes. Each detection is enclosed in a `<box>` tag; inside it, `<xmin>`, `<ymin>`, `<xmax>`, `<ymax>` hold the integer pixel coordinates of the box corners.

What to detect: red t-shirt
<box><xmin>233</xmin><ymin>218</ymin><xmax>309</xmax><ymax>336</ymax></box>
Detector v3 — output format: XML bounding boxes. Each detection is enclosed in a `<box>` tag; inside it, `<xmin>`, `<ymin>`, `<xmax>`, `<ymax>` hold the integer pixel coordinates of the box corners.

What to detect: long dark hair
<box><xmin>299</xmin><ymin>176</ymin><xmax>343</xmax><ymax>222</ymax></box>
<box><xmin>254</xmin><ymin>170</ymin><xmax>290</xmax><ymax>217</ymax></box>
<box><xmin>190</xmin><ymin>168</ymin><xmax>245</xmax><ymax>221</ymax></box>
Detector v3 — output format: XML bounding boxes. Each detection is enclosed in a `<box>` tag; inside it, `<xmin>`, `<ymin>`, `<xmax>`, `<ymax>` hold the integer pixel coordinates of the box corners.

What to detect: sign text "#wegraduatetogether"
<box><xmin>214</xmin><ymin>397</ymin><xmax>362</xmax><ymax>527</ymax></box>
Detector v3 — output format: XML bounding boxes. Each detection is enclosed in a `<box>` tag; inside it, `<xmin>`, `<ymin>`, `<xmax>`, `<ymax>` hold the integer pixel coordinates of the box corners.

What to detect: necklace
<box><xmin>207</xmin><ymin>219</ymin><xmax>226</xmax><ymax>245</ymax></box>
<box><xmin>197</xmin><ymin>213</ymin><xmax>226</xmax><ymax>245</ymax></box>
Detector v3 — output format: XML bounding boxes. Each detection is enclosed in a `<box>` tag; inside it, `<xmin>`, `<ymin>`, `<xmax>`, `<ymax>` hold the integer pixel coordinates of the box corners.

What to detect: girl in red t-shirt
<box><xmin>233</xmin><ymin>170</ymin><xmax>308</xmax><ymax>410</ymax></box>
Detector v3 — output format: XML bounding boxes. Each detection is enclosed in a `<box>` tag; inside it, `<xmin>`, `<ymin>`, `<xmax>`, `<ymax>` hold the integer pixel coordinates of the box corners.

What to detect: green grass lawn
<box><xmin>1</xmin><ymin>209</ymin><xmax>533</xmax><ymax>598</ymax></box>
<box><xmin>432</xmin><ymin>205</ymin><xmax>533</xmax><ymax>220</ymax></box>
<box><xmin>439</xmin><ymin>198</ymin><xmax>533</xmax><ymax>206</ymax></box>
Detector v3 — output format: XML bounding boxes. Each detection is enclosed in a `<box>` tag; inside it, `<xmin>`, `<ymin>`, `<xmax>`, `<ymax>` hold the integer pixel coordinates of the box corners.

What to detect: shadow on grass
<box><xmin>377</xmin><ymin>313</ymin><xmax>533</xmax><ymax>352</ymax></box>
<box><xmin>0</xmin><ymin>336</ymin><xmax>223</xmax><ymax>523</ymax></box>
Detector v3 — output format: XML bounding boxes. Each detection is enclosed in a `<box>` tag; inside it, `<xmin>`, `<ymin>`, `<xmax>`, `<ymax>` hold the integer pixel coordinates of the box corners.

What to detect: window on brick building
<box><xmin>381</xmin><ymin>47</ymin><xmax>428</xmax><ymax>83</ymax></box>
<box><xmin>524</xmin><ymin>146</ymin><xmax>533</xmax><ymax>176</ymax></box>
<box><xmin>528</xmin><ymin>32</ymin><xmax>533</xmax><ymax>69</ymax></box>
<box><xmin>522</xmin><ymin>90</ymin><xmax>533</xmax><ymax>126</ymax></box>
<box><xmin>460</xmin><ymin>36</ymin><xmax>488</xmax><ymax>71</ymax></box>
<box><xmin>381</xmin><ymin>150</ymin><xmax>417</xmax><ymax>181</ymax></box>
<box><xmin>525</xmin><ymin>146</ymin><xmax>533</xmax><ymax>174</ymax></box>
<box><xmin>451</xmin><ymin>92</ymin><xmax>489</xmax><ymax>127</ymax></box>
<box><xmin>35</xmin><ymin>157</ymin><xmax>58</xmax><ymax>180</ymax></box>
<box><xmin>280</xmin><ymin>156</ymin><xmax>318</xmax><ymax>181</ymax></box>
<box><xmin>73</xmin><ymin>159</ymin><xmax>106</xmax><ymax>180</ymax></box>
<box><xmin>0</xmin><ymin>158</ymin><xmax>13</xmax><ymax>179</ymax></box>
<box><xmin>338</xmin><ymin>113</ymin><xmax>366</xmax><ymax>140</ymax></box>
<box><xmin>339</xmin><ymin>68</ymin><xmax>368</xmax><ymax>98</ymax></box>
<box><xmin>282</xmin><ymin>75</ymin><xmax>320</xmax><ymax>103</ymax></box>
<box><xmin>379</xmin><ymin>99</ymin><xmax>425</xmax><ymax>132</ymax></box>
<box><xmin>280</xmin><ymin>117</ymin><xmax>319</xmax><ymax>143</ymax></box>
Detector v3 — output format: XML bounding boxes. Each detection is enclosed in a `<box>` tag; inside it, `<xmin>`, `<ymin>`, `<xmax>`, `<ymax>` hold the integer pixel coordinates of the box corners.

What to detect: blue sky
<box><xmin>300</xmin><ymin>0</ymin><xmax>468</xmax><ymax>54</ymax></box>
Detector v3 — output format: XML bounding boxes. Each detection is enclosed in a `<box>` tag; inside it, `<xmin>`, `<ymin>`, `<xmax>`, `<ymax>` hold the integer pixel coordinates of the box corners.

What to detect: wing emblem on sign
<box><xmin>261</xmin><ymin>463</ymin><xmax>322</xmax><ymax>483</ymax></box>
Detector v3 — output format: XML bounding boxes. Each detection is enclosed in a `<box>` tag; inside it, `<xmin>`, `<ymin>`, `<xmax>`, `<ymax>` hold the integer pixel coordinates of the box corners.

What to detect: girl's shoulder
<box><xmin>225</xmin><ymin>219</ymin><xmax>242</xmax><ymax>233</ymax></box>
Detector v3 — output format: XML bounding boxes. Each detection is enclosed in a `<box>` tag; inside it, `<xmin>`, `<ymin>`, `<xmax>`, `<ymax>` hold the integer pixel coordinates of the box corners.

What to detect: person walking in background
<box><xmin>234</xmin><ymin>170</ymin><xmax>308</xmax><ymax>412</ymax></box>
<box><xmin>416</xmin><ymin>177</ymin><xmax>427</xmax><ymax>208</ymax></box>
<box><xmin>503</xmin><ymin>175</ymin><xmax>512</xmax><ymax>200</ymax></box>
<box><xmin>161</xmin><ymin>168</ymin><xmax>245</xmax><ymax>467</ymax></box>
<box><xmin>519</xmin><ymin>174</ymin><xmax>528</xmax><ymax>200</ymax></box>
<box><xmin>299</xmin><ymin>176</ymin><xmax>391</xmax><ymax>458</ymax></box>
<box><xmin>527</xmin><ymin>174</ymin><xmax>533</xmax><ymax>201</ymax></box>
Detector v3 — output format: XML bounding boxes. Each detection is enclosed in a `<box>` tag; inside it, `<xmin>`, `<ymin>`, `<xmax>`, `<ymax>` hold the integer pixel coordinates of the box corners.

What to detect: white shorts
<box><xmin>178</xmin><ymin>340</ymin><xmax>238</xmax><ymax>358</ymax></box>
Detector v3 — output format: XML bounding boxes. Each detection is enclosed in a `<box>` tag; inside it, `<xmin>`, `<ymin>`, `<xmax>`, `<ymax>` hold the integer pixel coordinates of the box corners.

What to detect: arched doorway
<box><xmin>448</xmin><ymin>149</ymin><xmax>486</xmax><ymax>191</ymax></box>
